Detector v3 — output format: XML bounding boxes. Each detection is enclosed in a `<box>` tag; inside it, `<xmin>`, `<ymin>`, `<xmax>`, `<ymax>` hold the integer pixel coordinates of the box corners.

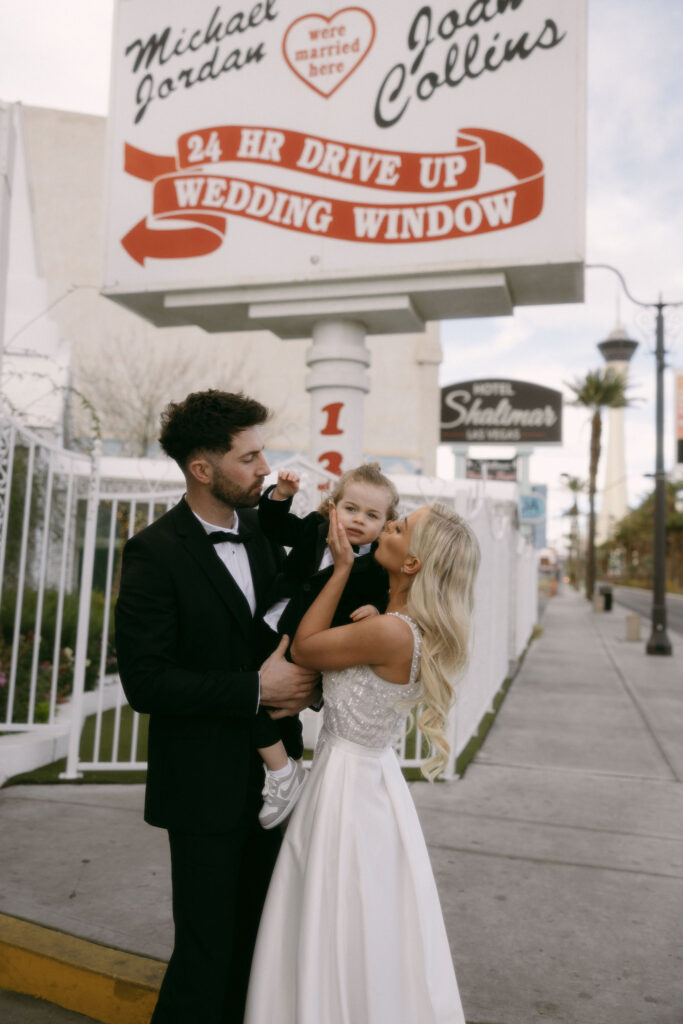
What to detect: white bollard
<box><xmin>625</xmin><ymin>613</ymin><xmax>641</xmax><ymax>641</ymax></box>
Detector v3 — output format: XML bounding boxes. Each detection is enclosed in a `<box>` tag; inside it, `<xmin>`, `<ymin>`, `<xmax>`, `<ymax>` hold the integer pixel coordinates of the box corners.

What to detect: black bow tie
<box><xmin>208</xmin><ymin>529</ymin><xmax>248</xmax><ymax>545</ymax></box>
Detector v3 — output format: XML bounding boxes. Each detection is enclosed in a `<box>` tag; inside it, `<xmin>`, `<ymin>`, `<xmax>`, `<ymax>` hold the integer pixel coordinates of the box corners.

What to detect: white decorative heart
<box><xmin>282</xmin><ymin>7</ymin><xmax>376</xmax><ymax>99</ymax></box>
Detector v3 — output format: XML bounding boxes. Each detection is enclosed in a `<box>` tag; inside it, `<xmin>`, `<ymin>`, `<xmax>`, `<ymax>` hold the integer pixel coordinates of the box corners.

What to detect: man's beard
<box><xmin>210</xmin><ymin>469</ymin><xmax>263</xmax><ymax>509</ymax></box>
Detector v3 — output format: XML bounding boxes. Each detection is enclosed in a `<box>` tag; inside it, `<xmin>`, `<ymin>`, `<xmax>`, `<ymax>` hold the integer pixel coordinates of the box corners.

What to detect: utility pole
<box><xmin>587</xmin><ymin>264</ymin><xmax>682</xmax><ymax>655</ymax></box>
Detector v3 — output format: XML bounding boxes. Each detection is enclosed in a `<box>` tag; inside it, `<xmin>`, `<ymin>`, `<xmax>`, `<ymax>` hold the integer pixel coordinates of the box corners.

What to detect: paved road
<box><xmin>612</xmin><ymin>585</ymin><xmax>683</xmax><ymax>637</ymax></box>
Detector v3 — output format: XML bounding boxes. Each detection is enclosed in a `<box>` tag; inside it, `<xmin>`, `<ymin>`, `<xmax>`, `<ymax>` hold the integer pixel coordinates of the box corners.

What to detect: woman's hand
<box><xmin>291</xmin><ymin>505</ymin><xmax>354</xmax><ymax>662</ymax></box>
<box><xmin>327</xmin><ymin>504</ymin><xmax>354</xmax><ymax>574</ymax></box>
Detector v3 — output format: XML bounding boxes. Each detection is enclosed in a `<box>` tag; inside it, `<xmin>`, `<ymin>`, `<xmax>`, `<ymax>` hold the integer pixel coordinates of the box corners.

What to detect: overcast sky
<box><xmin>1</xmin><ymin>0</ymin><xmax>682</xmax><ymax>551</ymax></box>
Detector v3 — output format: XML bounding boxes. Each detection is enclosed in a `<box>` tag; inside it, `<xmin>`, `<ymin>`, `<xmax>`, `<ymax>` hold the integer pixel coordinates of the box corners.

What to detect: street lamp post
<box><xmin>649</xmin><ymin>302</ymin><xmax>671</xmax><ymax>654</ymax></box>
<box><xmin>587</xmin><ymin>264</ymin><xmax>682</xmax><ymax>655</ymax></box>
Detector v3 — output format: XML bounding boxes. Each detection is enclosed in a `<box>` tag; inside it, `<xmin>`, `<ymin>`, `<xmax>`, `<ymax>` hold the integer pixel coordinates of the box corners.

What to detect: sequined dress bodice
<box><xmin>320</xmin><ymin>613</ymin><xmax>422</xmax><ymax>749</ymax></box>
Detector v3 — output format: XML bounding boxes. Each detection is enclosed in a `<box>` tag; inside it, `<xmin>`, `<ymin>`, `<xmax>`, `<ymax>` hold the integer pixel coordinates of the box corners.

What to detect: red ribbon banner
<box><xmin>121</xmin><ymin>126</ymin><xmax>544</xmax><ymax>265</ymax></box>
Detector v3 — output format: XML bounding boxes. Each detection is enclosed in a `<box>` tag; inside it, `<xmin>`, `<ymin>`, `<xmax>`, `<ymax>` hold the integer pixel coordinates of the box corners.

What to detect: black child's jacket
<box><xmin>258</xmin><ymin>485</ymin><xmax>390</xmax><ymax>640</ymax></box>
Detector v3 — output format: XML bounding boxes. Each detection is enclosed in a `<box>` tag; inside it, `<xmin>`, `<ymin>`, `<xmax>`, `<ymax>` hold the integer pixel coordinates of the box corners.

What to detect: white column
<box><xmin>0</xmin><ymin>103</ymin><xmax>16</xmax><ymax>379</ymax></box>
<box><xmin>415</xmin><ymin>324</ymin><xmax>442</xmax><ymax>475</ymax></box>
<box><xmin>516</xmin><ymin>445</ymin><xmax>533</xmax><ymax>493</ymax></box>
<box><xmin>451</xmin><ymin>445</ymin><xmax>468</xmax><ymax>479</ymax></box>
<box><xmin>305</xmin><ymin>319</ymin><xmax>370</xmax><ymax>475</ymax></box>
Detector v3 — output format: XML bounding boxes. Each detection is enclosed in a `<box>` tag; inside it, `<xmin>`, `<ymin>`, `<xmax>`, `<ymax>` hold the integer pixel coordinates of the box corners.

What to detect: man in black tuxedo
<box><xmin>115</xmin><ymin>390</ymin><xmax>319</xmax><ymax>1024</ymax></box>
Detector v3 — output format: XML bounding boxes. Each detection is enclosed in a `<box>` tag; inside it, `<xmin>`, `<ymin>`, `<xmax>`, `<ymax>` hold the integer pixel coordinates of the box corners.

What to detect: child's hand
<box><xmin>272</xmin><ymin>470</ymin><xmax>300</xmax><ymax>500</ymax></box>
<box><xmin>350</xmin><ymin>605</ymin><xmax>380</xmax><ymax>622</ymax></box>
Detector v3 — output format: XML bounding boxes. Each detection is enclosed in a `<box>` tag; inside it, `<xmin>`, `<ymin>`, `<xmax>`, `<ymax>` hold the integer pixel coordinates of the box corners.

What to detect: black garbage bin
<box><xmin>599</xmin><ymin>584</ymin><xmax>613</xmax><ymax>612</ymax></box>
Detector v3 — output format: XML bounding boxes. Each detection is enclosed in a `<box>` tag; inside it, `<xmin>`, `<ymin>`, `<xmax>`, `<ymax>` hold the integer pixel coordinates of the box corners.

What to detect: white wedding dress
<box><xmin>244</xmin><ymin>614</ymin><xmax>466</xmax><ymax>1024</ymax></box>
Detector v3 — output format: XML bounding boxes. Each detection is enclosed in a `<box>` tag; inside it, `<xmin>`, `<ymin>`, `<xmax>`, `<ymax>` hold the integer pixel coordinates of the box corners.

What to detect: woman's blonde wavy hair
<box><xmin>405</xmin><ymin>503</ymin><xmax>480</xmax><ymax>781</ymax></box>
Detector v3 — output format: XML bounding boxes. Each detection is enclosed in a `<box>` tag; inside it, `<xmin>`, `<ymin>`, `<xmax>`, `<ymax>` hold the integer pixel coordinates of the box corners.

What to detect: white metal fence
<box><xmin>0</xmin><ymin>410</ymin><xmax>93</xmax><ymax>731</ymax></box>
<box><xmin>0</xmin><ymin>412</ymin><xmax>537</xmax><ymax>781</ymax></box>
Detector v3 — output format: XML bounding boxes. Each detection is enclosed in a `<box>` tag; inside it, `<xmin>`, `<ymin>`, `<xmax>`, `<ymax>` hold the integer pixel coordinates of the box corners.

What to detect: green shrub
<box><xmin>0</xmin><ymin>587</ymin><xmax>116</xmax><ymax>724</ymax></box>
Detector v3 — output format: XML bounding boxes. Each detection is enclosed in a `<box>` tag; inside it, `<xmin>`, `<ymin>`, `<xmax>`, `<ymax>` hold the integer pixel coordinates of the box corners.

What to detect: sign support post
<box><xmin>516</xmin><ymin>445</ymin><xmax>534</xmax><ymax>494</ymax></box>
<box><xmin>451</xmin><ymin>445</ymin><xmax>468</xmax><ymax>480</ymax></box>
<box><xmin>306</xmin><ymin>319</ymin><xmax>370</xmax><ymax>475</ymax></box>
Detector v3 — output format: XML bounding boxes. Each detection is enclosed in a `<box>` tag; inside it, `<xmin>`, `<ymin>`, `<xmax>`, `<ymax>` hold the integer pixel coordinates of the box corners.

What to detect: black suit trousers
<box><xmin>151</xmin><ymin>814</ymin><xmax>281</xmax><ymax>1024</ymax></box>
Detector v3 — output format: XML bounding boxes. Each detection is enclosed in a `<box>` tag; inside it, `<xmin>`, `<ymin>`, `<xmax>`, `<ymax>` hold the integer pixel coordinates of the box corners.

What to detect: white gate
<box><xmin>61</xmin><ymin>489</ymin><xmax>182</xmax><ymax>777</ymax></box>
<box><xmin>0</xmin><ymin>409</ymin><xmax>95</xmax><ymax>732</ymax></box>
<box><xmin>0</xmin><ymin>412</ymin><xmax>538</xmax><ymax>781</ymax></box>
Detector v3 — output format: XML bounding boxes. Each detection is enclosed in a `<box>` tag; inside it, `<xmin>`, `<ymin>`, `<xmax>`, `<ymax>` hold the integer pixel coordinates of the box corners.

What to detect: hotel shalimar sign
<box><xmin>440</xmin><ymin>378</ymin><xmax>563</xmax><ymax>444</ymax></box>
<box><xmin>103</xmin><ymin>0</ymin><xmax>586</xmax><ymax>335</ymax></box>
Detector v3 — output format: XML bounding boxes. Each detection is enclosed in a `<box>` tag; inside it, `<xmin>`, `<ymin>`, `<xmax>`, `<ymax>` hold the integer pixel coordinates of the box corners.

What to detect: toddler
<box><xmin>255</xmin><ymin>463</ymin><xmax>399</xmax><ymax>828</ymax></box>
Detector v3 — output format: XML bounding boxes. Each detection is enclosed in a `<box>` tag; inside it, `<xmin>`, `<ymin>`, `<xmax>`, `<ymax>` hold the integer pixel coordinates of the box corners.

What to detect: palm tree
<box><xmin>560</xmin><ymin>474</ymin><xmax>585</xmax><ymax>588</ymax></box>
<box><xmin>567</xmin><ymin>369</ymin><xmax>629</xmax><ymax>600</ymax></box>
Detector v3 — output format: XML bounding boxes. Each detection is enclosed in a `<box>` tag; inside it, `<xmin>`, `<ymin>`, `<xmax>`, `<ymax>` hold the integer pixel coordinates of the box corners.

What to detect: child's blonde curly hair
<box><xmin>317</xmin><ymin>463</ymin><xmax>399</xmax><ymax>522</ymax></box>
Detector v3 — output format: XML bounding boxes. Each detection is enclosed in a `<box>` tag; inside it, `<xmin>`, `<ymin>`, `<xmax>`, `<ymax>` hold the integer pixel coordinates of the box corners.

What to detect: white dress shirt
<box><xmin>193</xmin><ymin>509</ymin><xmax>257</xmax><ymax>615</ymax></box>
<box><xmin>192</xmin><ymin>507</ymin><xmax>260</xmax><ymax>711</ymax></box>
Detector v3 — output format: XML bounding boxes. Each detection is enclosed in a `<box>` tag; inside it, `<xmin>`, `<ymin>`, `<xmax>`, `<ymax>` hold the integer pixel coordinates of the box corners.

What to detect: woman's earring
<box><xmin>400</xmin><ymin>566</ymin><xmax>405</xmax><ymax>573</ymax></box>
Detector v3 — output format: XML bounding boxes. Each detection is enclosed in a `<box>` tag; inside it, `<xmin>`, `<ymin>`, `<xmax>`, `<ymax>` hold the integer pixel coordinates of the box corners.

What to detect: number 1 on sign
<box><xmin>320</xmin><ymin>402</ymin><xmax>344</xmax><ymax>435</ymax></box>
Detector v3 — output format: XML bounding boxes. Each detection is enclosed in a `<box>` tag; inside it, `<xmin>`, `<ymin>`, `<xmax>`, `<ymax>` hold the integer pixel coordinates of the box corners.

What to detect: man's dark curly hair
<box><xmin>159</xmin><ymin>390</ymin><xmax>269</xmax><ymax>469</ymax></box>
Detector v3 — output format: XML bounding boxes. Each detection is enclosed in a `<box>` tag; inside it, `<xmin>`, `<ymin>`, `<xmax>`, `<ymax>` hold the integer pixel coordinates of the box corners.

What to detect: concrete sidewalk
<box><xmin>1</xmin><ymin>587</ymin><xmax>682</xmax><ymax>1023</ymax></box>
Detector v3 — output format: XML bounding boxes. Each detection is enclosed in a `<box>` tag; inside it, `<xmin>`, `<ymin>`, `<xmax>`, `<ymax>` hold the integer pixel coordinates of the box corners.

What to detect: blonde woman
<box><xmin>245</xmin><ymin>503</ymin><xmax>480</xmax><ymax>1024</ymax></box>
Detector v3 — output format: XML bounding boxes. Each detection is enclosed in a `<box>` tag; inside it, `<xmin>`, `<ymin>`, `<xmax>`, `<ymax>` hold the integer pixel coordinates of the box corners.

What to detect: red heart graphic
<box><xmin>282</xmin><ymin>7</ymin><xmax>376</xmax><ymax>99</ymax></box>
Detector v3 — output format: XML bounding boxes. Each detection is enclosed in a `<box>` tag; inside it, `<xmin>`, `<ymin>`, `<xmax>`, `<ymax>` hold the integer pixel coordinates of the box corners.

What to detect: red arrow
<box><xmin>121</xmin><ymin>218</ymin><xmax>225</xmax><ymax>266</ymax></box>
<box><xmin>124</xmin><ymin>144</ymin><xmax>176</xmax><ymax>182</ymax></box>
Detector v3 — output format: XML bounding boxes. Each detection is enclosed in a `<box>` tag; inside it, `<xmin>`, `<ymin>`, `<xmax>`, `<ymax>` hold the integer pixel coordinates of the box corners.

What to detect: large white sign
<box><xmin>103</xmin><ymin>0</ymin><xmax>586</xmax><ymax>330</ymax></box>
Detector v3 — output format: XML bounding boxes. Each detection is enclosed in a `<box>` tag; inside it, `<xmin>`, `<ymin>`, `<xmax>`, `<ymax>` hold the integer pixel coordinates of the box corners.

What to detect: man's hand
<box><xmin>350</xmin><ymin>604</ymin><xmax>380</xmax><ymax>622</ymax></box>
<box><xmin>260</xmin><ymin>635</ymin><xmax>319</xmax><ymax>716</ymax></box>
<box><xmin>272</xmin><ymin>470</ymin><xmax>299</xmax><ymax>501</ymax></box>
<box><xmin>267</xmin><ymin>682</ymin><xmax>323</xmax><ymax>720</ymax></box>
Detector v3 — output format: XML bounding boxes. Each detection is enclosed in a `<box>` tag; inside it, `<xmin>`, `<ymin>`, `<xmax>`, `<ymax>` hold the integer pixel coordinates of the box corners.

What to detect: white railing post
<box><xmin>60</xmin><ymin>441</ymin><xmax>101</xmax><ymax>780</ymax></box>
<box><xmin>507</xmin><ymin>530</ymin><xmax>519</xmax><ymax>666</ymax></box>
<box><xmin>6</xmin><ymin>442</ymin><xmax>35</xmax><ymax>724</ymax></box>
<box><xmin>0</xmin><ymin>415</ymin><xmax>17</xmax><ymax>605</ymax></box>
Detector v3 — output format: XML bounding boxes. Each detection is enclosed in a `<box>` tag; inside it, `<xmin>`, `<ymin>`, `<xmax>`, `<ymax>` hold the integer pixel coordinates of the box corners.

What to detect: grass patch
<box><xmin>3</xmin><ymin>705</ymin><xmax>149</xmax><ymax>786</ymax></box>
<box><xmin>454</xmin><ymin>624</ymin><xmax>542</xmax><ymax>779</ymax></box>
<box><xmin>454</xmin><ymin>676</ymin><xmax>514</xmax><ymax>777</ymax></box>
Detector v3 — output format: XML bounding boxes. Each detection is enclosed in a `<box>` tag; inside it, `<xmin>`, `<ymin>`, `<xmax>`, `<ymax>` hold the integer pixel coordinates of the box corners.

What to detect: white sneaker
<box><xmin>259</xmin><ymin>758</ymin><xmax>307</xmax><ymax>829</ymax></box>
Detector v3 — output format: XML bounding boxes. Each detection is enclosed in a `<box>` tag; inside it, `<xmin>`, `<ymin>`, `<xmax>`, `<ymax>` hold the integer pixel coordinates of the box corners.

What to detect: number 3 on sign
<box><xmin>318</xmin><ymin>402</ymin><xmax>344</xmax><ymax>476</ymax></box>
<box><xmin>186</xmin><ymin>131</ymin><xmax>222</xmax><ymax>163</ymax></box>
<box><xmin>319</xmin><ymin>451</ymin><xmax>343</xmax><ymax>475</ymax></box>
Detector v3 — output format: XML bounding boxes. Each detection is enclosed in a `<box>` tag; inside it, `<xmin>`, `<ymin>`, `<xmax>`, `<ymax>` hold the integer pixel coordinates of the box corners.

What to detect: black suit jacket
<box><xmin>115</xmin><ymin>497</ymin><xmax>286</xmax><ymax>835</ymax></box>
<box><xmin>258</xmin><ymin>486</ymin><xmax>389</xmax><ymax>638</ymax></box>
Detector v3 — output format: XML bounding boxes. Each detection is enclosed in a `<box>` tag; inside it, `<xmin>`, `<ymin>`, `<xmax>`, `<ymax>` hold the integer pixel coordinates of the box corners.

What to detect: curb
<box><xmin>0</xmin><ymin>912</ymin><xmax>164</xmax><ymax>1024</ymax></box>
